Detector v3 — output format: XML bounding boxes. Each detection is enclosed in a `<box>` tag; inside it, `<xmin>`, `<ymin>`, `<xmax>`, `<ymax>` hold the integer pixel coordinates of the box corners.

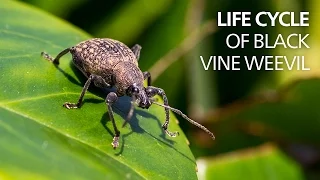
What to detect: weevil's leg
<box><xmin>122</xmin><ymin>95</ymin><xmax>136</xmax><ymax>128</ymax></box>
<box><xmin>105</xmin><ymin>92</ymin><xmax>120</xmax><ymax>149</ymax></box>
<box><xmin>93</xmin><ymin>75</ymin><xmax>112</xmax><ymax>88</ymax></box>
<box><xmin>143</xmin><ymin>71</ymin><xmax>151</xmax><ymax>86</ymax></box>
<box><xmin>41</xmin><ymin>48</ymin><xmax>70</xmax><ymax>65</ymax></box>
<box><xmin>131</xmin><ymin>44</ymin><xmax>141</xmax><ymax>60</ymax></box>
<box><xmin>64</xmin><ymin>74</ymin><xmax>107</xmax><ymax>109</ymax></box>
<box><xmin>63</xmin><ymin>74</ymin><xmax>93</xmax><ymax>109</ymax></box>
<box><xmin>146</xmin><ymin>86</ymin><xmax>179</xmax><ymax>137</ymax></box>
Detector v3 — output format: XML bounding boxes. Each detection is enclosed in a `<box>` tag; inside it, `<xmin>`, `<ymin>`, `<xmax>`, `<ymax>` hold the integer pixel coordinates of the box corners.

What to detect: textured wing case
<box><xmin>70</xmin><ymin>38</ymin><xmax>137</xmax><ymax>84</ymax></box>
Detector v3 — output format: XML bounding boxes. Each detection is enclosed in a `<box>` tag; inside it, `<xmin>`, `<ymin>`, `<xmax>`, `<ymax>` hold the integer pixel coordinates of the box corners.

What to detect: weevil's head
<box><xmin>126</xmin><ymin>83</ymin><xmax>152</xmax><ymax>109</ymax></box>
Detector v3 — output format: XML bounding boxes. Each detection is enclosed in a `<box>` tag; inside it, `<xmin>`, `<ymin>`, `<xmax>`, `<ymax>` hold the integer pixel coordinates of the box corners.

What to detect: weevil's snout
<box><xmin>136</xmin><ymin>90</ymin><xmax>152</xmax><ymax>109</ymax></box>
<box><xmin>126</xmin><ymin>84</ymin><xmax>151</xmax><ymax>109</ymax></box>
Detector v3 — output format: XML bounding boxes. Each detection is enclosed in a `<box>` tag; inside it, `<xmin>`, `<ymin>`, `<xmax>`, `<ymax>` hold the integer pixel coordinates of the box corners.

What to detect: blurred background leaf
<box><xmin>197</xmin><ymin>144</ymin><xmax>304</xmax><ymax>180</ymax></box>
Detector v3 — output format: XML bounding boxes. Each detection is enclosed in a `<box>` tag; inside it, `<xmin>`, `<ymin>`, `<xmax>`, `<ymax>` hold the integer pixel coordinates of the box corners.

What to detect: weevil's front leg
<box><xmin>41</xmin><ymin>48</ymin><xmax>70</xmax><ymax>65</ymax></box>
<box><xmin>64</xmin><ymin>74</ymin><xmax>109</xmax><ymax>109</ymax></box>
<box><xmin>146</xmin><ymin>86</ymin><xmax>179</xmax><ymax>137</ymax></box>
<box><xmin>105</xmin><ymin>92</ymin><xmax>120</xmax><ymax>149</ymax></box>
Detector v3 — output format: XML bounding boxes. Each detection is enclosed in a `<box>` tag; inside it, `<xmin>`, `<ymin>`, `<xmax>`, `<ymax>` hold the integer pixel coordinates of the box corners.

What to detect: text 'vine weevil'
<box><xmin>41</xmin><ymin>38</ymin><xmax>215</xmax><ymax>148</ymax></box>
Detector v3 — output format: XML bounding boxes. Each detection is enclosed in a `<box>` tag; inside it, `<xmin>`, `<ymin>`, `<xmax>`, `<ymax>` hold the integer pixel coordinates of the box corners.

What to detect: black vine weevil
<box><xmin>41</xmin><ymin>38</ymin><xmax>215</xmax><ymax>148</ymax></box>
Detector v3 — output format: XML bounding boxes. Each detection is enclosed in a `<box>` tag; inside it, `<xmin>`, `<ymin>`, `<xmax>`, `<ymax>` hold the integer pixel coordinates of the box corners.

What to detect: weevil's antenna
<box><xmin>153</xmin><ymin>102</ymin><xmax>215</xmax><ymax>140</ymax></box>
<box><xmin>122</xmin><ymin>96</ymin><xmax>136</xmax><ymax>128</ymax></box>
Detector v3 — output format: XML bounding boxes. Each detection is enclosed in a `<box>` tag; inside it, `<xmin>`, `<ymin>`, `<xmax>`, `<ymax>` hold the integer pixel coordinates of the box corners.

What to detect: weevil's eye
<box><xmin>132</xmin><ymin>87</ymin><xmax>139</xmax><ymax>94</ymax></box>
<box><xmin>126</xmin><ymin>84</ymin><xmax>140</xmax><ymax>96</ymax></box>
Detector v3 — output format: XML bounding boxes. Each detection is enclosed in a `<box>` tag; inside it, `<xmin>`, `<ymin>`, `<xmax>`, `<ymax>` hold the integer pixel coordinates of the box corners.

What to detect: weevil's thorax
<box><xmin>113</xmin><ymin>61</ymin><xmax>144</xmax><ymax>96</ymax></box>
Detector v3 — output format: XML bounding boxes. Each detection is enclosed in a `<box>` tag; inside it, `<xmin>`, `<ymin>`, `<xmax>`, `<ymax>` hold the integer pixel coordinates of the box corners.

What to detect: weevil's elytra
<box><xmin>41</xmin><ymin>38</ymin><xmax>215</xmax><ymax>149</ymax></box>
<box><xmin>70</xmin><ymin>38</ymin><xmax>143</xmax><ymax>96</ymax></box>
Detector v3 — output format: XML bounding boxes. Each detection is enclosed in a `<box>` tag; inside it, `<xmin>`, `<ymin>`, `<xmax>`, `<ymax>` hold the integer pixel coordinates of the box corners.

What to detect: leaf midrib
<box><xmin>0</xmin><ymin>92</ymin><xmax>84</xmax><ymax>105</ymax></box>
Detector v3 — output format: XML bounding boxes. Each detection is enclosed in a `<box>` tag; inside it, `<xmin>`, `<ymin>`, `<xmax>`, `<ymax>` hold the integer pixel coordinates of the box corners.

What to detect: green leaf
<box><xmin>0</xmin><ymin>1</ymin><xmax>197</xmax><ymax>179</ymax></box>
<box><xmin>197</xmin><ymin>144</ymin><xmax>304</xmax><ymax>180</ymax></box>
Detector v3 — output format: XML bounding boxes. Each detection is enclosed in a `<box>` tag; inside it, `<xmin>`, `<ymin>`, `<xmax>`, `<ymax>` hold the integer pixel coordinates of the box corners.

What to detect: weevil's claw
<box><xmin>165</xmin><ymin>130</ymin><xmax>179</xmax><ymax>137</ymax></box>
<box><xmin>63</xmin><ymin>102</ymin><xmax>79</xmax><ymax>109</ymax></box>
<box><xmin>41</xmin><ymin>51</ymin><xmax>60</xmax><ymax>65</ymax></box>
<box><xmin>112</xmin><ymin>136</ymin><xmax>120</xmax><ymax>149</ymax></box>
<box><xmin>41</xmin><ymin>51</ymin><xmax>54</xmax><ymax>62</ymax></box>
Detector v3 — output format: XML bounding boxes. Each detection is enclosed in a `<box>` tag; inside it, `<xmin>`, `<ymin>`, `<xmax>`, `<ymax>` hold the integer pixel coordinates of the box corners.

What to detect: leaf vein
<box><xmin>0</xmin><ymin>29</ymin><xmax>64</xmax><ymax>49</ymax></box>
<box><xmin>0</xmin><ymin>92</ymin><xmax>96</xmax><ymax>105</ymax></box>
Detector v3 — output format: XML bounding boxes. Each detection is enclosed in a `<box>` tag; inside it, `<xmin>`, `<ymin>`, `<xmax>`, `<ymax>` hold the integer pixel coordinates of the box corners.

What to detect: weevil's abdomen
<box><xmin>70</xmin><ymin>38</ymin><xmax>138</xmax><ymax>84</ymax></box>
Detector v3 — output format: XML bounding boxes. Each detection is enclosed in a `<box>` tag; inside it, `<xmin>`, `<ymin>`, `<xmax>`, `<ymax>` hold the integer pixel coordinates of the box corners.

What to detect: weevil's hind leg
<box><xmin>146</xmin><ymin>86</ymin><xmax>179</xmax><ymax>137</ymax></box>
<box><xmin>105</xmin><ymin>92</ymin><xmax>120</xmax><ymax>149</ymax></box>
<box><xmin>131</xmin><ymin>44</ymin><xmax>141</xmax><ymax>61</ymax></box>
<box><xmin>143</xmin><ymin>71</ymin><xmax>151</xmax><ymax>86</ymax></box>
<box><xmin>41</xmin><ymin>48</ymin><xmax>70</xmax><ymax>65</ymax></box>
